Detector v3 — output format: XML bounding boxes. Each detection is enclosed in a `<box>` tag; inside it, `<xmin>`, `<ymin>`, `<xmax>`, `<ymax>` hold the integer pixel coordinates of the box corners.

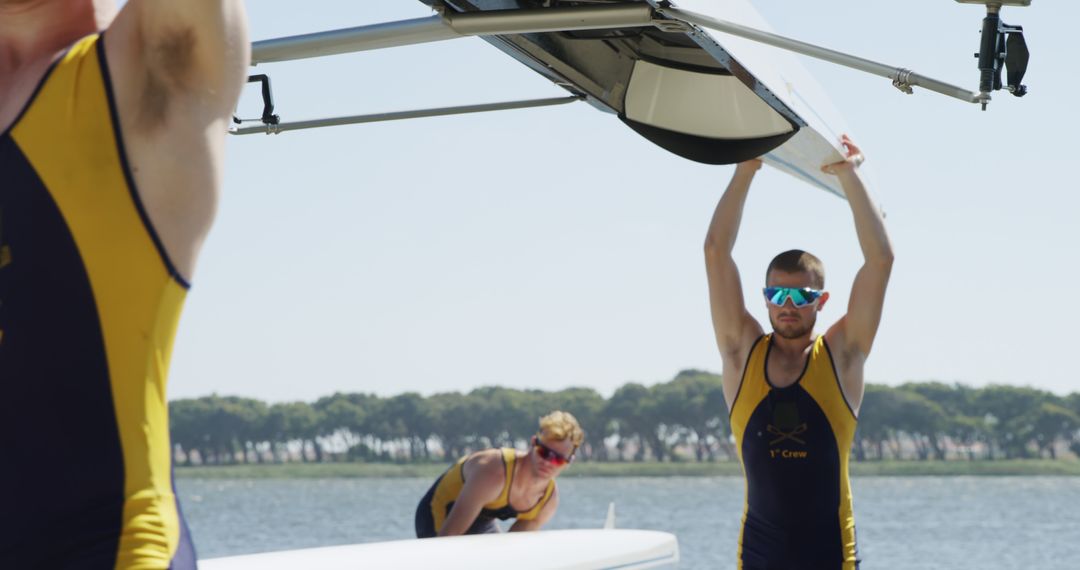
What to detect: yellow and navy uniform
<box><xmin>730</xmin><ymin>334</ymin><xmax>859</xmax><ymax>570</ymax></box>
<box><xmin>0</xmin><ymin>34</ymin><xmax>195</xmax><ymax>568</ymax></box>
<box><xmin>415</xmin><ymin>448</ymin><xmax>555</xmax><ymax>537</ymax></box>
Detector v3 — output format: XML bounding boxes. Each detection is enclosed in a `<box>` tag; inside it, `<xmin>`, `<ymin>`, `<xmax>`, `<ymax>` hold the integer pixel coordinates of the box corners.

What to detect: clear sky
<box><xmin>168</xmin><ymin>1</ymin><xmax>1079</xmax><ymax>403</ymax></box>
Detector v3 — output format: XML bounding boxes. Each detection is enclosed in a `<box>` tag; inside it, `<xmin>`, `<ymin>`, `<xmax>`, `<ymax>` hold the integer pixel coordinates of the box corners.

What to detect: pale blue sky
<box><xmin>168</xmin><ymin>1</ymin><xmax>1079</xmax><ymax>402</ymax></box>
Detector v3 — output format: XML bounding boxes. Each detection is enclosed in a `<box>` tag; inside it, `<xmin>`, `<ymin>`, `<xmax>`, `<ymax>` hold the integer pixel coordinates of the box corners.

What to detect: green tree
<box><xmin>383</xmin><ymin>392</ymin><xmax>437</xmax><ymax>461</ymax></box>
<box><xmin>902</xmin><ymin>381</ymin><xmax>984</xmax><ymax>459</ymax></box>
<box><xmin>1023</xmin><ymin>402</ymin><xmax>1079</xmax><ymax>459</ymax></box>
<box><xmin>429</xmin><ymin>391</ymin><xmax>483</xmax><ymax>460</ymax></box>
<box><xmin>200</xmin><ymin>395</ymin><xmax>267</xmax><ymax>463</ymax></box>
<box><xmin>857</xmin><ymin>385</ymin><xmax>944</xmax><ymax>460</ymax></box>
<box><xmin>894</xmin><ymin>391</ymin><xmax>947</xmax><ymax>460</ymax></box>
<box><xmin>606</xmin><ymin>383</ymin><xmax>654</xmax><ymax>461</ymax></box>
<box><xmin>1066</xmin><ymin>393</ymin><xmax>1080</xmax><ymax>458</ymax></box>
<box><xmin>666</xmin><ymin>370</ymin><xmax>729</xmax><ymax>461</ymax></box>
<box><xmin>856</xmin><ymin>384</ymin><xmax>897</xmax><ymax>460</ymax></box>
<box><xmin>973</xmin><ymin>385</ymin><xmax>1051</xmax><ymax>459</ymax></box>
<box><xmin>465</xmin><ymin>387</ymin><xmax>539</xmax><ymax>449</ymax></box>
<box><xmin>266</xmin><ymin>401</ymin><xmax>321</xmax><ymax>462</ymax></box>
<box><xmin>169</xmin><ymin>398</ymin><xmax>212</xmax><ymax>464</ymax></box>
<box><xmin>314</xmin><ymin>393</ymin><xmax>368</xmax><ymax>458</ymax></box>
<box><xmin>547</xmin><ymin>387</ymin><xmax>610</xmax><ymax>461</ymax></box>
<box><xmin>1066</xmin><ymin>393</ymin><xmax>1080</xmax><ymax>418</ymax></box>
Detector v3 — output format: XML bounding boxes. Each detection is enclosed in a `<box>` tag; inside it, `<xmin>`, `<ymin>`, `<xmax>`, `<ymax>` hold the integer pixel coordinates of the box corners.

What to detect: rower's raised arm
<box><xmin>824</xmin><ymin>137</ymin><xmax>894</xmax><ymax>362</ymax></box>
<box><xmin>705</xmin><ymin>160</ymin><xmax>765</xmax><ymax>403</ymax></box>
<box><xmin>101</xmin><ymin>0</ymin><xmax>250</xmax><ymax>282</ymax></box>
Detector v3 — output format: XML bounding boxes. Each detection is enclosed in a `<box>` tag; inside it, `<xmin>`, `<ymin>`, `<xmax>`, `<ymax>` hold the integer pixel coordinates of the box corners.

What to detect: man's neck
<box><xmin>0</xmin><ymin>0</ymin><xmax>101</xmax><ymax>76</ymax></box>
<box><xmin>514</xmin><ymin>458</ymin><xmax>553</xmax><ymax>492</ymax></box>
<box><xmin>770</xmin><ymin>331</ymin><xmax>816</xmax><ymax>357</ymax></box>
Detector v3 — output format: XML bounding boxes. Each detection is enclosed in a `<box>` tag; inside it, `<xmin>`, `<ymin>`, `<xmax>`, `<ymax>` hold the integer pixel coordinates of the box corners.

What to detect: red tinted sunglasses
<box><xmin>533</xmin><ymin>437</ymin><xmax>574</xmax><ymax>466</ymax></box>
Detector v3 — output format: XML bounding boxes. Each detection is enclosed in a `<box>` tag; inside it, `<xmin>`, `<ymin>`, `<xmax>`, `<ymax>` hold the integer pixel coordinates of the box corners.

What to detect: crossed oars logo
<box><xmin>767</xmin><ymin>423</ymin><xmax>808</xmax><ymax>445</ymax></box>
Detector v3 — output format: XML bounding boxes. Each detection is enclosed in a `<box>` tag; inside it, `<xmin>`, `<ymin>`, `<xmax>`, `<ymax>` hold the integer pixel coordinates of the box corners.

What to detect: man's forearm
<box><xmin>705</xmin><ymin>164</ymin><xmax>758</xmax><ymax>255</ymax></box>
<box><xmin>838</xmin><ymin>170</ymin><xmax>893</xmax><ymax>264</ymax></box>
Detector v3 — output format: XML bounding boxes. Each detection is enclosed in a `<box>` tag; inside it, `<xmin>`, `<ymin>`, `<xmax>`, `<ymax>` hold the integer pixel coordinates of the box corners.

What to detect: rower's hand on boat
<box><xmin>822</xmin><ymin>134</ymin><xmax>864</xmax><ymax>175</ymax></box>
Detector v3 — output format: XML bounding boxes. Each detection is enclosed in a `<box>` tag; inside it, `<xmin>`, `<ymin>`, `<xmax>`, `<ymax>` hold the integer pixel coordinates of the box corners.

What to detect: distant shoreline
<box><xmin>174</xmin><ymin>459</ymin><xmax>1080</xmax><ymax>479</ymax></box>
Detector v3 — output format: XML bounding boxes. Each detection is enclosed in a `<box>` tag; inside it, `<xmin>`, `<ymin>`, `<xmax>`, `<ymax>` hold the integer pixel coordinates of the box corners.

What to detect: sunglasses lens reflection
<box><xmin>536</xmin><ymin>444</ymin><xmax>568</xmax><ymax>465</ymax></box>
<box><xmin>763</xmin><ymin>287</ymin><xmax>820</xmax><ymax>307</ymax></box>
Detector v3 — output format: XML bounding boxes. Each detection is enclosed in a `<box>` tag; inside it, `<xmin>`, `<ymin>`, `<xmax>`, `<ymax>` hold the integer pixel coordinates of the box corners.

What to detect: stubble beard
<box><xmin>771</xmin><ymin>314</ymin><xmax>815</xmax><ymax>340</ymax></box>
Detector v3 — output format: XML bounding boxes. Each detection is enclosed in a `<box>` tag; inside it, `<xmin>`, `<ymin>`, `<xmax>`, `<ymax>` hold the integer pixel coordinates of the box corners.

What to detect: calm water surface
<box><xmin>178</xmin><ymin>476</ymin><xmax>1080</xmax><ymax>569</ymax></box>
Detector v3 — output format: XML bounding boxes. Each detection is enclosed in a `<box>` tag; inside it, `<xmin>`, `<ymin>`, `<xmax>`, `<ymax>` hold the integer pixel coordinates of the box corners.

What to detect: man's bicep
<box><xmin>439</xmin><ymin>499</ymin><xmax>484</xmax><ymax>536</ymax></box>
<box><xmin>841</xmin><ymin>263</ymin><xmax>892</xmax><ymax>354</ymax></box>
<box><xmin>439</xmin><ymin>484</ymin><xmax>492</xmax><ymax>535</ymax></box>
<box><xmin>706</xmin><ymin>256</ymin><xmax>760</xmax><ymax>352</ymax></box>
<box><xmin>440</xmin><ymin>464</ymin><xmax>503</xmax><ymax>535</ymax></box>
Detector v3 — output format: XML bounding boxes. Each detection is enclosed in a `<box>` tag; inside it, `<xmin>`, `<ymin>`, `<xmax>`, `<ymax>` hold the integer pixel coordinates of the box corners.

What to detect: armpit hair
<box><xmin>135</xmin><ymin>25</ymin><xmax>197</xmax><ymax>132</ymax></box>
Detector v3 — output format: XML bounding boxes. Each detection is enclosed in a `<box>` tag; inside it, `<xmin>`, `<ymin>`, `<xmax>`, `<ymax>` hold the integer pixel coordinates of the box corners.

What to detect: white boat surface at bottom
<box><xmin>199</xmin><ymin>529</ymin><xmax>679</xmax><ymax>570</ymax></box>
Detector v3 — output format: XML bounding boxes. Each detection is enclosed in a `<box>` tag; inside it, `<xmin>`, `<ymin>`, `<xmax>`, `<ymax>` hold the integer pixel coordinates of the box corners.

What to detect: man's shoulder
<box><xmin>722</xmin><ymin>331</ymin><xmax>767</xmax><ymax>368</ymax></box>
<box><xmin>465</xmin><ymin>450</ymin><xmax>509</xmax><ymax>477</ymax></box>
<box><xmin>461</xmin><ymin>451</ymin><xmax>509</xmax><ymax>498</ymax></box>
<box><xmin>823</xmin><ymin>319</ymin><xmax>866</xmax><ymax>363</ymax></box>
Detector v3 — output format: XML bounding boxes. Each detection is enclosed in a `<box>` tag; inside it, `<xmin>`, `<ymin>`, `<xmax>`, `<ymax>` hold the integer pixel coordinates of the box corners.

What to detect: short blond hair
<box><xmin>539</xmin><ymin>410</ymin><xmax>585</xmax><ymax>447</ymax></box>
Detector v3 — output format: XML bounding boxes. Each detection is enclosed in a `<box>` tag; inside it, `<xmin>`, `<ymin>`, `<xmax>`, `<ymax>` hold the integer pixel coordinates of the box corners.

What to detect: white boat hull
<box><xmin>200</xmin><ymin>529</ymin><xmax>679</xmax><ymax>570</ymax></box>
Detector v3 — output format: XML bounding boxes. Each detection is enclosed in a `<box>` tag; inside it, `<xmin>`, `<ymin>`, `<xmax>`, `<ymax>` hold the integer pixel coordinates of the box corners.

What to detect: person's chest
<box><xmin>507</xmin><ymin>479</ymin><xmax>546</xmax><ymax>512</ymax></box>
<box><xmin>766</xmin><ymin>350</ymin><xmax>811</xmax><ymax>387</ymax></box>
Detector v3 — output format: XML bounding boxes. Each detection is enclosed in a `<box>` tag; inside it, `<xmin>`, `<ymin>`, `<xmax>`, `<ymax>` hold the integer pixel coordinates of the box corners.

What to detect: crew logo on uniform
<box><xmin>767</xmin><ymin>400</ymin><xmax>808</xmax><ymax>445</ymax></box>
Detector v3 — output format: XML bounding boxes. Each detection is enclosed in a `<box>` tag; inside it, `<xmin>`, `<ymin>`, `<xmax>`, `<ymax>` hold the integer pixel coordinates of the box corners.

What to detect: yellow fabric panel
<box><xmin>729</xmin><ymin>335</ymin><xmax>771</xmax><ymax>454</ymax></box>
<box><xmin>799</xmin><ymin>337</ymin><xmax>857</xmax><ymax>446</ymax></box>
<box><xmin>836</xmin><ymin>416</ymin><xmax>857</xmax><ymax>567</ymax></box>
<box><xmin>12</xmin><ymin>34</ymin><xmax>185</xmax><ymax>568</ymax></box>
<box><xmin>799</xmin><ymin>337</ymin><xmax>858</xmax><ymax>569</ymax></box>
<box><xmin>431</xmin><ymin>456</ymin><xmax>469</xmax><ymax>532</ymax></box>
<box><xmin>431</xmin><ymin>449</ymin><xmax>516</xmax><ymax>531</ymax></box>
<box><xmin>729</xmin><ymin>335</ymin><xmax>769</xmax><ymax>570</ymax></box>
<box><xmin>484</xmin><ymin>448</ymin><xmax>516</xmax><ymax>510</ymax></box>
<box><xmin>516</xmin><ymin>479</ymin><xmax>555</xmax><ymax>521</ymax></box>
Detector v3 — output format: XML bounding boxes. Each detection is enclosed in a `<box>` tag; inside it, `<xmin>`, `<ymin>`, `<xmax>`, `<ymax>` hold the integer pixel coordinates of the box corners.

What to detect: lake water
<box><xmin>177</xmin><ymin>476</ymin><xmax>1080</xmax><ymax>569</ymax></box>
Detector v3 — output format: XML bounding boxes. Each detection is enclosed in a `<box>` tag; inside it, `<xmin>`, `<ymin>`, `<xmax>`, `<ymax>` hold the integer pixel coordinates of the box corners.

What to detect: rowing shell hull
<box><xmin>664</xmin><ymin>0</ymin><xmax>860</xmax><ymax>197</ymax></box>
<box><xmin>200</xmin><ymin>529</ymin><xmax>679</xmax><ymax>570</ymax></box>
<box><xmin>438</xmin><ymin>0</ymin><xmax>864</xmax><ymax>197</ymax></box>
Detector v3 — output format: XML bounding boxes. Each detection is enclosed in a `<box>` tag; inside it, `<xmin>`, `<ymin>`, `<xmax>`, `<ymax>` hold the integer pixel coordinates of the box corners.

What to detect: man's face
<box><xmin>530</xmin><ymin>431</ymin><xmax>575</xmax><ymax>478</ymax></box>
<box><xmin>765</xmin><ymin>270</ymin><xmax>828</xmax><ymax>340</ymax></box>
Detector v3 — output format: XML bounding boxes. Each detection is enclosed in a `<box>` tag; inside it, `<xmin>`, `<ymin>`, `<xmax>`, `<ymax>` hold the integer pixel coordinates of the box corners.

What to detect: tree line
<box><xmin>169</xmin><ymin>370</ymin><xmax>1080</xmax><ymax>465</ymax></box>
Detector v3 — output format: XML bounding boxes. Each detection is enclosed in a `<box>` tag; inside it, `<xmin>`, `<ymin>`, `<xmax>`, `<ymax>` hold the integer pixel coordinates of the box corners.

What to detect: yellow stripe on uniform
<box><xmin>427</xmin><ymin>448</ymin><xmax>555</xmax><ymax>533</ymax></box>
<box><xmin>12</xmin><ymin>34</ymin><xmax>187</xmax><ymax>568</ymax></box>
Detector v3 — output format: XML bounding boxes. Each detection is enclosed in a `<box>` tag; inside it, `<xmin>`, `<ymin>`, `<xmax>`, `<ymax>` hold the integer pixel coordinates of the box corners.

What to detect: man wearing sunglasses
<box><xmin>704</xmin><ymin>136</ymin><xmax>893</xmax><ymax>570</ymax></box>
<box><xmin>415</xmin><ymin>411</ymin><xmax>584</xmax><ymax>538</ymax></box>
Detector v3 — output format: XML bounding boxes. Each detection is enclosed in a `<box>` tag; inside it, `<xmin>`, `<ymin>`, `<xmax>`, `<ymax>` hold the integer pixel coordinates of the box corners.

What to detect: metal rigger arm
<box><xmin>230</xmin><ymin>2</ymin><xmax>1031</xmax><ymax>135</ymax></box>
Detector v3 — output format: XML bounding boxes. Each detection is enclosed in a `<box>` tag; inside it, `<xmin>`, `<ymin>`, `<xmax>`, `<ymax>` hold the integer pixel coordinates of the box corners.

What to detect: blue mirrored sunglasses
<box><xmin>763</xmin><ymin>286</ymin><xmax>823</xmax><ymax>308</ymax></box>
